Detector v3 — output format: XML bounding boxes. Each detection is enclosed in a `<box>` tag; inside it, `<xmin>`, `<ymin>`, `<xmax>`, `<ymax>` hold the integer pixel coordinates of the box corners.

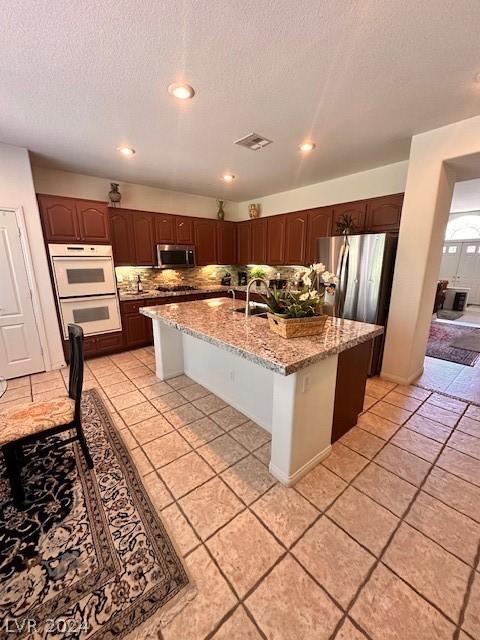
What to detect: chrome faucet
<box><xmin>227</xmin><ymin>288</ymin><xmax>236</xmax><ymax>303</ymax></box>
<box><xmin>245</xmin><ymin>278</ymin><xmax>270</xmax><ymax>317</ymax></box>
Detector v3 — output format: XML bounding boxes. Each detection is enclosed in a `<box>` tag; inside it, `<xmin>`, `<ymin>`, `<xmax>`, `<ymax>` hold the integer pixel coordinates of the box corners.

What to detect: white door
<box><xmin>456</xmin><ymin>242</ymin><xmax>480</xmax><ymax>305</ymax></box>
<box><xmin>439</xmin><ymin>242</ymin><xmax>461</xmax><ymax>284</ymax></box>
<box><xmin>0</xmin><ymin>209</ymin><xmax>45</xmax><ymax>378</ymax></box>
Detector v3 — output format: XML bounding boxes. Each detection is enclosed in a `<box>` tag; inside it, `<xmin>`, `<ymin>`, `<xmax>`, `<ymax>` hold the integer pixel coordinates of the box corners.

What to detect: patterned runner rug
<box><xmin>427</xmin><ymin>321</ymin><xmax>480</xmax><ymax>366</ymax></box>
<box><xmin>0</xmin><ymin>389</ymin><xmax>192</xmax><ymax>639</ymax></box>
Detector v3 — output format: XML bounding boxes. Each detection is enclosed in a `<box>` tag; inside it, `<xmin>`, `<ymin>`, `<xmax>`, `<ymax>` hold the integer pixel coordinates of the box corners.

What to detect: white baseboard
<box><xmin>380</xmin><ymin>364</ymin><xmax>424</xmax><ymax>386</ymax></box>
<box><xmin>269</xmin><ymin>444</ymin><xmax>332</xmax><ymax>487</ymax></box>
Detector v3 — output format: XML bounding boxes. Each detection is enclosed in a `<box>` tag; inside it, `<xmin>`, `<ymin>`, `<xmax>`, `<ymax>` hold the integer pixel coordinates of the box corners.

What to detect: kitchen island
<box><xmin>141</xmin><ymin>298</ymin><xmax>383</xmax><ymax>485</ymax></box>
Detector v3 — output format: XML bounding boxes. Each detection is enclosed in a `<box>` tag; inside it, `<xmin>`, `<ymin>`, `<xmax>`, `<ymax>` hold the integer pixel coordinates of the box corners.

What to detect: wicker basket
<box><xmin>267</xmin><ymin>313</ymin><xmax>328</xmax><ymax>338</ymax></box>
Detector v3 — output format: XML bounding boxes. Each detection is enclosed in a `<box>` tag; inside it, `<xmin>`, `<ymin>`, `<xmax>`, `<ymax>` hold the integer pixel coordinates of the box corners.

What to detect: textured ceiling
<box><xmin>1</xmin><ymin>0</ymin><xmax>480</xmax><ymax>201</ymax></box>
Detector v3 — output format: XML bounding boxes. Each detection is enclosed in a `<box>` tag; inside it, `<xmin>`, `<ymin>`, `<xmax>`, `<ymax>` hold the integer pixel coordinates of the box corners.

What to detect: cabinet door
<box><xmin>77</xmin><ymin>201</ymin><xmax>110</xmax><ymax>243</ymax></box>
<box><xmin>110</xmin><ymin>210</ymin><xmax>135</xmax><ymax>265</ymax></box>
<box><xmin>365</xmin><ymin>194</ymin><xmax>403</xmax><ymax>232</ymax></box>
<box><xmin>251</xmin><ymin>219</ymin><xmax>267</xmax><ymax>264</ymax></box>
<box><xmin>133</xmin><ymin>211</ymin><xmax>155</xmax><ymax>265</ymax></box>
<box><xmin>217</xmin><ymin>221</ymin><xmax>237</xmax><ymax>264</ymax></box>
<box><xmin>38</xmin><ymin>195</ymin><xmax>80</xmax><ymax>242</ymax></box>
<box><xmin>267</xmin><ymin>215</ymin><xmax>286</xmax><ymax>265</ymax></box>
<box><xmin>306</xmin><ymin>207</ymin><xmax>332</xmax><ymax>264</ymax></box>
<box><xmin>155</xmin><ymin>213</ymin><xmax>176</xmax><ymax>243</ymax></box>
<box><xmin>194</xmin><ymin>219</ymin><xmax>217</xmax><ymax>265</ymax></box>
<box><xmin>237</xmin><ymin>221</ymin><xmax>252</xmax><ymax>265</ymax></box>
<box><xmin>285</xmin><ymin>211</ymin><xmax>308</xmax><ymax>265</ymax></box>
<box><xmin>124</xmin><ymin>314</ymin><xmax>150</xmax><ymax>347</ymax></box>
<box><xmin>176</xmin><ymin>216</ymin><xmax>195</xmax><ymax>244</ymax></box>
<box><xmin>332</xmin><ymin>201</ymin><xmax>366</xmax><ymax>235</ymax></box>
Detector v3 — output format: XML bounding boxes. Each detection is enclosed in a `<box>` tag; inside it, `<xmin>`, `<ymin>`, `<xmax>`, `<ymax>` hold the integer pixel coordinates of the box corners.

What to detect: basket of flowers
<box><xmin>260</xmin><ymin>263</ymin><xmax>337</xmax><ymax>338</ymax></box>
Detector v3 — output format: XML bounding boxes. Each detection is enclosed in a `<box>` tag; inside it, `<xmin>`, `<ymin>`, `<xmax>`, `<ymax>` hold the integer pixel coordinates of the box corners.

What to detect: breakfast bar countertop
<box><xmin>141</xmin><ymin>297</ymin><xmax>383</xmax><ymax>375</ymax></box>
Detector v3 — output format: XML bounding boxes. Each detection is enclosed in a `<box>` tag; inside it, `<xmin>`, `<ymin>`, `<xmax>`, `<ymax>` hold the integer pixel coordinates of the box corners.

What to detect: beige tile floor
<box><xmin>2</xmin><ymin>348</ymin><xmax>480</xmax><ymax>640</ymax></box>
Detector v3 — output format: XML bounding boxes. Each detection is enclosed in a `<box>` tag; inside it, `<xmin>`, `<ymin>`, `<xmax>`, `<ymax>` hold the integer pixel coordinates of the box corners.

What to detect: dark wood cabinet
<box><xmin>195</xmin><ymin>219</ymin><xmax>217</xmax><ymax>265</ymax></box>
<box><xmin>38</xmin><ymin>195</ymin><xmax>110</xmax><ymax>244</ymax></box>
<box><xmin>124</xmin><ymin>313</ymin><xmax>151</xmax><ymax>348</ymax></box>
<box><xmin>110</xmin><ymin>210</ymin><xmax>135</xmax><ymax>265</ymax></box>
<box><xmin>77</xmin><ymin>201</ymin><xmax>110</xmax><ymax>243</ymax></box>
<box><xmin>176</xmin><ymin>216</ymin><xmax>195</xmax><ymax>245</ymax></box>
<box><xmin>267</xmin><ymin>215</ymin><xmax>286</xmax><ymax>265</ymax></box>
<box><xmin>365</xmin><ymin>194</ymin><xmax>403</xmax><ymax>232</ymax></box>
<box><xmin>217</xmin><ymin>221</ymin><xmax>237</xmax><ymax>264</ymax></box>
<box><xmin>285</xmin><ymin>211</ymin><xmax>308</xmax><ymax>265</ymax></box>
<box><xmin>237</xmin><ymin>221</ymin><xmax>251</xmax><ymax>265</ymax></box>
<box><xmin>38</xmin><ymin>195</ymin><xmax>79</xmax><ymax>242</ymax></box>
<box><xmin>133</xmin><ymin>211</ymin><xmax>155</xmax><ymax>265</ymax></box>
<box><xmin>306</xmin><ymin>207</ymin><xmax>332</xmax><ymax>263</ymax></box>
<box><xmin>155</xmin><ymin>214</ymin><xmax>176</xmax><ymax>244</ymax></box>
<box><xmin>251</xmin><ymin>219</ymin><xmax>267</xmax><ymax>264</ymax></box>
<box><xmin>332</xmin><ymin>201</ymin><xmax>367</xmax><ymax>235</ymax></box>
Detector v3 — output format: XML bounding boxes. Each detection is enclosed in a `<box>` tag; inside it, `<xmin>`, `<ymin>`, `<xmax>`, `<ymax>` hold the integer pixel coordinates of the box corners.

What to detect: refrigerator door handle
<box><xmin>336</xmin><ymin>237</ymin><xmax>350</xmax><ymax>317</ymax></box>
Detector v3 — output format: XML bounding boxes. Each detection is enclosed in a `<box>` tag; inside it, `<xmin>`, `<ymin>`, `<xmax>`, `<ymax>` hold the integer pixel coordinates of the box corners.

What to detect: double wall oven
<box><xmin>48</xmin><ymin>244</ymin><xmax>121</xmax><ymax>339</ymax></box>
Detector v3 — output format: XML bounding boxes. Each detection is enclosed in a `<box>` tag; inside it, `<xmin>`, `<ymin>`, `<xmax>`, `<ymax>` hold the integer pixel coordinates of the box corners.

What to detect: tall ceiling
<box><xmin>1</xmin><ymin>0</ymin><xmax>480</xmax><ymax>201</ymax></box>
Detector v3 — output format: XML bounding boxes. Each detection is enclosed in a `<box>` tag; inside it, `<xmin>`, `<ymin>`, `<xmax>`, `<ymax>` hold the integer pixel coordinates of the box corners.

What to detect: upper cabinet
<box><xmin>267</xmin><ymin>215</ymin><xmax>286</xmax><ymax>265</ymax></box>
<box><xmin>332</xmin><ymin>201</ymin><xmax>367</xmax><ymax>236</ymax></box>
<box><xmin>176</xmin><ymin>216</ymin><xmax>195</xmax><ymax>245</ymax></box>
<box><xmin>195</xmin><ymin>219</ymin><xmax>217</xmax><ymax>265</ymax></box>
<box><xmin>306</xmin><ymin>207</ymin><xmax>332</xmax><ymax>264</ymax></box>
<box><xmin>365</xmin><ymin>194</ymin><xmax>404</xmax><ymax>233</ymax></box>
<box><xmin>237</xmin><ymin>221</ymin><xmax>251</xmax><ymax>265</ymax></box>
<box><xmin>38</xmin><ymin>195</ymin><xmax>109</xmax><ymax>244</ymax></box>
<box><xmin>76</xmin><ymin>201</ymin><xmax>110</xmax><ymax>243</ymax></box>
<box><xmin>155</xmin><ymin>213</ymin><xmax>176</xmax><ymax>244</ymax></box>
<box><xmin>132</xmin><ymin>211</ymin><xmax>155</xmax><ymax>265</ymax></box>
<box><xmin>251</xmin><ymin>219</ymin><xmax>268</xmax><ymax>264</ymax></box>
<box><xmin>217</xmin><ymin>221</ymin><xmax>237</xmax><ymax>265</ymax></box>
<box><xmin>285</xmin><ymin>211</ymin><xmax>309</xmax><ymax>265</ymax></box>
<box><xmin>110</xmin><ymin>210</ymin><xmax>135</xmax><ymax>265</ymax></box>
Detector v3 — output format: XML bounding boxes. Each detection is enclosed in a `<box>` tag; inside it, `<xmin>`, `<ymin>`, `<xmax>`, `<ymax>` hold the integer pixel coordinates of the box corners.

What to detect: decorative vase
<box><xmin>108</xmin><ymin>183</ymin><xmax>122</xmax><ymax>207</ymax></box>
<box><xmin>217</xmin><ymin>200</ymin><xmax>225</xmax><ymax>220</ymax></box>
<box><xmin>267</xmin><ymin>312</ymin><xmax>328</xmax><ymax>338</ymax></box>
<box><xmin>249</xmin><ymin>203</ymin><xmax>259</xmax><ymax>219</ymax></box>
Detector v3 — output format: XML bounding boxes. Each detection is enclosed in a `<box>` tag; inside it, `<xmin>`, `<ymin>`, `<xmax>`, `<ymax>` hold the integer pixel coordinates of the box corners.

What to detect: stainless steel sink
<box><xmin>234</xmin><ymin>304</ymin><xmax>268</xmax><ymax>318</ymax></box>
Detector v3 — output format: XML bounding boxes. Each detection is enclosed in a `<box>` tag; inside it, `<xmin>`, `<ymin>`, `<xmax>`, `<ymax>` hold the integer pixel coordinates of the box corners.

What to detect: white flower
<box><xmin>299</xmin><ymin>292</ymin><xmax>309</xmax><ymax>301</ymax></box>
<box><xmin>321</xmin><ymin>271</ymin><xmax>338</xmax><ymax>284</ymax></box>
<box><xmin>312</xmin><ymin>263</ymin><xmax>326</xmax><ymax>274</ymax></box>
<box><xmin>303</xmin><ymin>275</ymin><xmax>312</xmax><ymax>287</ymax></box>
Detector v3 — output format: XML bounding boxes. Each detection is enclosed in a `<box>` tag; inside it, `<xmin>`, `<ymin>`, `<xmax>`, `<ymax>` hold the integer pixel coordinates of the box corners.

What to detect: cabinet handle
<box><xmin>179</xmin><ymin>222</ymin><xmax>184</xmax><ymax>227</ymax></box>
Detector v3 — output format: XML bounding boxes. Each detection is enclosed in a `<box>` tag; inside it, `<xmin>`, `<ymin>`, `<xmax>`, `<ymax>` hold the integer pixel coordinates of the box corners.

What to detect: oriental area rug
<box><xmin>427</xmin><ymin>321</ymin><xmax>480</xmax><ymax>366</ymax></box>
<box><xmin>0</xmin><ymin>389</ymin><xmax>191</xmax><ymax>640</ymax></box>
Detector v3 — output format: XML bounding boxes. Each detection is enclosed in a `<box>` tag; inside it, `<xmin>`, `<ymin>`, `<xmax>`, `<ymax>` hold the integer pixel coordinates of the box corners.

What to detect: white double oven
<box><xmin>48</xmin><ymin>244</ymin><xmax>122</xmax><ymax>339</ymax></box>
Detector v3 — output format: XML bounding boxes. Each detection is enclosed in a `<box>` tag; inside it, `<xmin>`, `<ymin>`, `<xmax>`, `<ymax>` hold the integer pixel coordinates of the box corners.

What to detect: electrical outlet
<box><xmin>302</xmin><ymin>375</ymin><xmax>310</xmax><ymax>393</ymax></box>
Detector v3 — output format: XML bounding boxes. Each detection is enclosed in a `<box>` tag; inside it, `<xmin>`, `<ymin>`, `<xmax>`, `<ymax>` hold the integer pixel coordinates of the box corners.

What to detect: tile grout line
<box><xmin>328</xmin><ymin>395</ymin><xmax>473</xmax><ymax>640</ymax></box>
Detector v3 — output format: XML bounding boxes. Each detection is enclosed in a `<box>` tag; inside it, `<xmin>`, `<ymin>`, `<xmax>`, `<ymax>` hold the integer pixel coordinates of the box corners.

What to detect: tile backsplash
<box><xmin>115</xmin><ymin>264</ymin><xmax>303</xmax><ymax>293</ymax></box>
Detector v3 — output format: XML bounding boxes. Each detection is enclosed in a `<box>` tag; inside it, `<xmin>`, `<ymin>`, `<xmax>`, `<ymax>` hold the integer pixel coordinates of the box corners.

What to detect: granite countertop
<box><xmin>140</xmin><ymin>298</ymin><xmax>383</xmax><ymax>375</ymax></box>
<box><xmin>119</xmin><ymin>285</ymin><xmax>249</xmax><ymax>302</ymax></box>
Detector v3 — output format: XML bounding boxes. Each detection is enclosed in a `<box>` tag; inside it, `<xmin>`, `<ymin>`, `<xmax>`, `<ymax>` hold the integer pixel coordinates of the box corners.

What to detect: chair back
<box><xmin>68</xmin><ymin>324</ymin><xmax>84</xmax><ymax>420</ymax></box>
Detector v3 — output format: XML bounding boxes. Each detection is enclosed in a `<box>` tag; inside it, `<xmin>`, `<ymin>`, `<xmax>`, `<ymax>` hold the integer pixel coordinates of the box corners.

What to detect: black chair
<box><xmin>1</xmin><ymin>324</ymin><xmax>93</xmax><ymax>508</ymax></box>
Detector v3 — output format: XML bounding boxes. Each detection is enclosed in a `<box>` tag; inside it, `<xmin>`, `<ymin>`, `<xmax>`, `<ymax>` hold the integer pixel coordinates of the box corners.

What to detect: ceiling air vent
<box><xmin>234</xmin><ymin>132</ymin><xmax>273</xmax><ymax>151</ymax></box>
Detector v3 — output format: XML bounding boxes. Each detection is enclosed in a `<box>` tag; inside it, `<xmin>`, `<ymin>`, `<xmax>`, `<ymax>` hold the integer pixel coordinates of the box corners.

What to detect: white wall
<box><xmin>0</xmin><ymin>144</ymin><xmax>64</xmax><ymax>370</ymax></box>
<box><xmin>235</xmin><ymin>161</ymin><xmax>409</xmax><ymax>219</ymax></box>
<box><xmin>32</xmin><ymin>166</ymin><xmax>239</xmax><ymax>219</ymax></box>
<box><xmin>382</xmin><ymin>114</ymin><xmax>480</xmax><ymax>384</ymax></box>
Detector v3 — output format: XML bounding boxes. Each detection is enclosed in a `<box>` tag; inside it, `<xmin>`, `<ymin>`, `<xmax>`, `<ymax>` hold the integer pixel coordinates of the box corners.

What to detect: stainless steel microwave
<box><xmin>156</xmin><ymin>244</ymin><xmax>196</xmax><ymax>269</ymax></box>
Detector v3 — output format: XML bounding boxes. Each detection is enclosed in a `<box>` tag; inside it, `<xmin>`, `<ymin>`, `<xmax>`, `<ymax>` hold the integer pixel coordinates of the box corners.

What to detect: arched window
<box><xmin>445</xmin><ymin>214</ymin><xmax>480</xmax><ymax>240</ymax></box>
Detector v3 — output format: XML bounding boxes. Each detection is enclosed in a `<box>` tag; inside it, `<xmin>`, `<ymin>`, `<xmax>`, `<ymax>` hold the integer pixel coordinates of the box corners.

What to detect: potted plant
<box><xmin>260</xmin><ymin>264</ymin><xmax>337</xmax><ymax>338</ymax></box>
<box><xmin>249</xmin><ymin>265</ymin><xmax>267</xmax><ymax>287</ymax></box>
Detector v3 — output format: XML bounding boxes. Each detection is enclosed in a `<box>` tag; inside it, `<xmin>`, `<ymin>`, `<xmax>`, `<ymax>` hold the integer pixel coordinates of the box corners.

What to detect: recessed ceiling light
<box><xmin>222</xmin><ymin>174</ymin><xmax>235</xmax><ymax>182</ymax></box>
<box><xmin>168</xmin><ymin>83</ymin><xmax>195</xmax><ymax>99</ymax></box>
<box><xmin>117</xmin><ymin>146</ymin><xmax>136</xmax><ymax>157</ymax></box>
<box><xmin>299</xmin><ymin>141</ymin><xmax>316</xmax><ymax>153</ymax></box>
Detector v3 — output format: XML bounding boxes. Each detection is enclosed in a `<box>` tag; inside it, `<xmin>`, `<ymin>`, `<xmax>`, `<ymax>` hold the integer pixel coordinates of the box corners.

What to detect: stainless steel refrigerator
<box><xmin>316</xmin><ymin>233</ymin><xmax>398</xmax><ymax>375</ymax></box>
